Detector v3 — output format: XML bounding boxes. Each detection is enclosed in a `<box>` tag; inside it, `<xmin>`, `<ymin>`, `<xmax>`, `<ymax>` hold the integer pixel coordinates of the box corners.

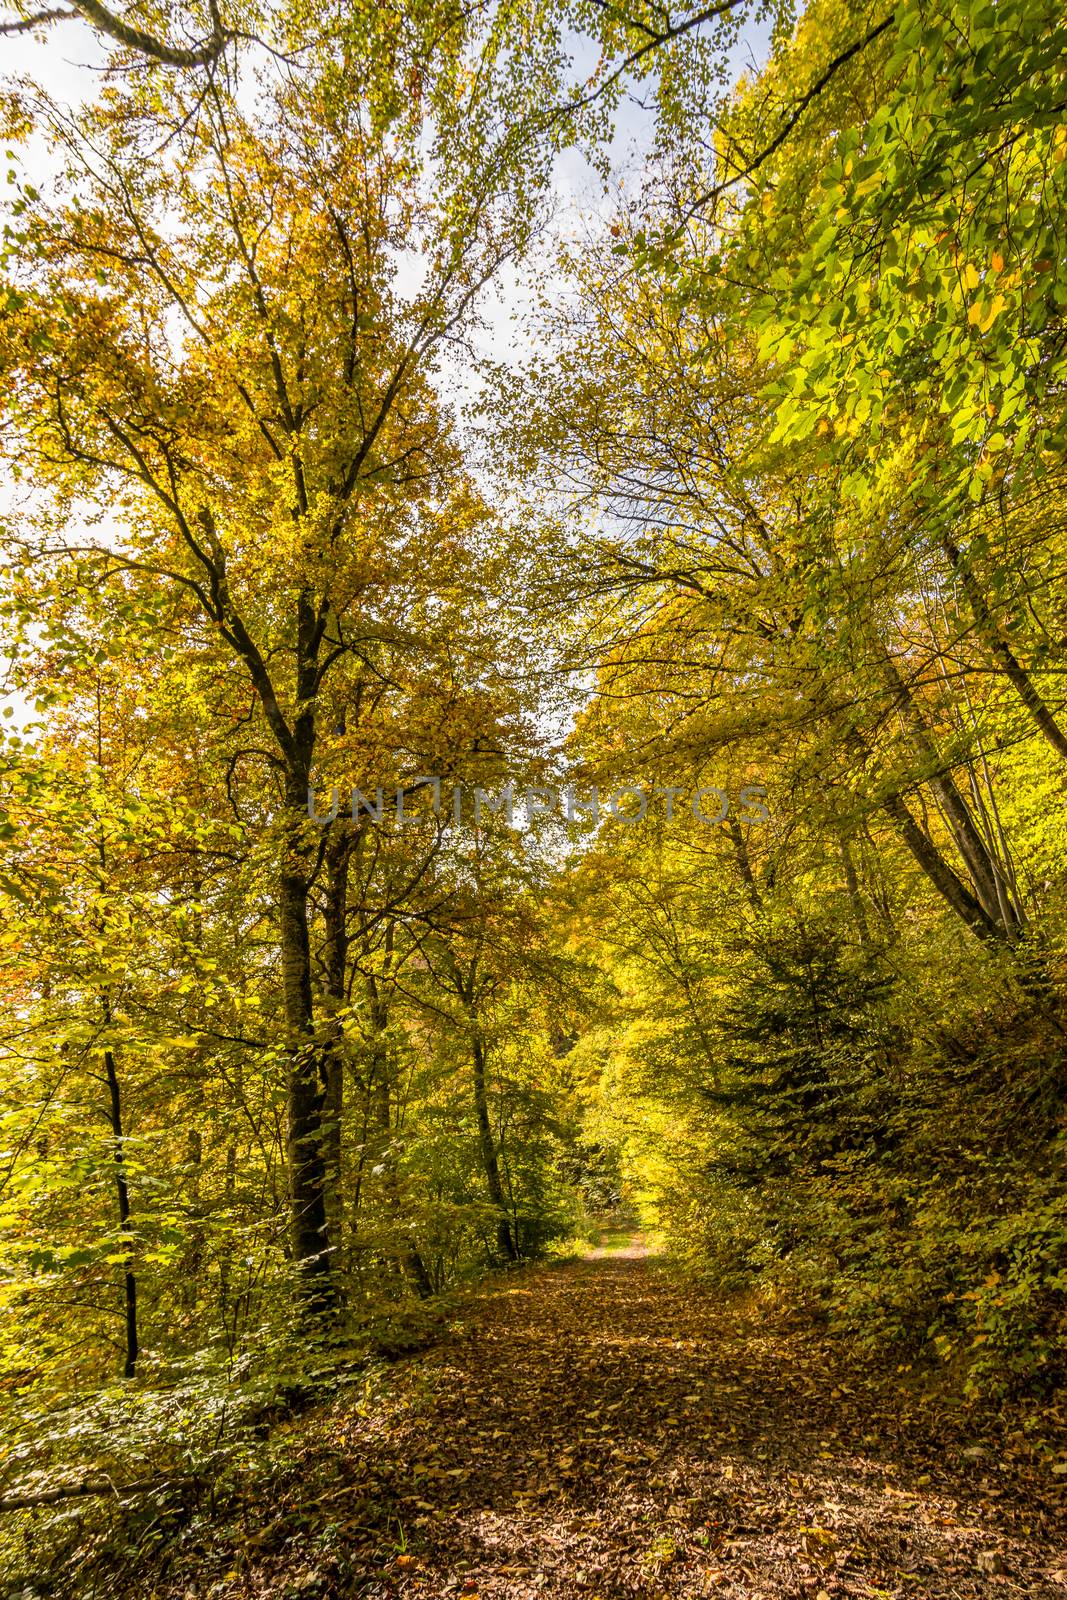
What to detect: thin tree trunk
<box><xmin>219</xmin><ymin>1127</ymin><xmax>237</xmax><ymax>1326</ymax></box>
<box><xmin>472</xmin><ymin>1034</ymin><xmax>517</xmax><ymax>1263</ymax></box>
<box><xmin>926</xmin><ymin>596</ymin><xmax>1029</xmax><ymax>932</ymax></box>
<box><xmin>373</xmin><ymin>1055</ymin><xmax>434</xmax><ymax>1298</ymax></box>
<box><xmin>943</xmin><ymin>532</ymin><xmax>1067</xmax><ymax>761</ymax></box>
<box><xmin>102</xmin><ymin>1042</ymin><xmax>138</xmax><ymax>1379</ymax></box>
<box><xmin>881</xmin><ymin>655</ymin><xmax>1020</xmax><ymax>932</ymax></box>
<box><xmin>93</xmin><ymin>694</ymin><xmax>139</xmax><ymax>1376</ymax></box>
<box><xmin>881</xmin><ymin>790</ymin><xmax>1001</xmax><ymax>941</ymax></box>
<box><xmin>367</xmin><ymin>961</ymin><xmax>433</xmax><ymax>1297</ymax></box>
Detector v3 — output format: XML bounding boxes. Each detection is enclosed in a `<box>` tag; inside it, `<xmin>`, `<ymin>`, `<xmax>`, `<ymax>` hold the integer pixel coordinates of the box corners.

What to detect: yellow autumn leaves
<box><xmin>960</xmin><ymin>253</ymin><xmax>1010</xmax><ymax>334</ymax></box>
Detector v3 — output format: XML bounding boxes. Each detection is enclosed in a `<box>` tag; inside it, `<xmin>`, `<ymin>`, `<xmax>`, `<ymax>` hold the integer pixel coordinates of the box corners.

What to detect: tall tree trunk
<box><xmin>472</xmin><ymin>1034</ymin><xmax>517</xmax><ymax>1263</ymax></box>
<box><xmin>373</xmin><ymin>1053</ymin><xmax>434</xmax><ymax>1298</ymax></box>
<box><xmin>183</xmin><ymin>1125</ymin><xmax>203</xmax><ymax>1316</ymax></box>
<box><xmin>321</xmin><ymin>825</ymin><xmax>350</xmax><ymax>1248</ymax></box>
<box><xmin>943</xmin><ymin>532</ymin><xmax>1067</xmax><ymax>761</ymax></box>
<box><xmin>367</xmin><ymin>962</ymin><xmax>433</xmax><ymax>1298</ymax></box>
<box><xmin>102</xmin><ymin>1042</ymin><xmax>138</xmax><ymax>1379</ymax></box>
<box><xmin>279</xmin><ymin>789</ymin><xmax>332</xmax><ymax>1302</ymax></box>
<box><xmin>881</xmin><ymin>789</ymin><xmax>1002</xmax><ymax>942</ymax></box>
<box><xmin>846</xmin><ymin>726</ymin><xmax>1002</xmax><ymax>941</ymax></box>
<box><xmin>881</xmin><ymin>655</ymin><xmax>1022</xmax><ymax>934</ymax></box>
<box><xmin>94</xmin><ymin>702</ymin><xmax>139</xmax><ymax>1375</ymax></box>
<box><xmin>219</xmin><ymin>1126</ymin><xmax>237</xmax><ymax>1330</ymax></box>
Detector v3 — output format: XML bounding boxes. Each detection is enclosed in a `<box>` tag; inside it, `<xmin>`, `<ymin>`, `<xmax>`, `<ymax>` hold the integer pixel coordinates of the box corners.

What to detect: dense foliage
<box><xmin>1</xmin><ymin>0</ymin><xmax>1067</xmax><ymax>1588</ymax></box>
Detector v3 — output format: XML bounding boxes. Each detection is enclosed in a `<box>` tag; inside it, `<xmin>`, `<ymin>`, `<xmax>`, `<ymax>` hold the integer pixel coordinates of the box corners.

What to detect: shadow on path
<box><xmin>204</xmin><ymin>1241</ymin><xmax>1067</xmax><ymax>1599</ymax></box>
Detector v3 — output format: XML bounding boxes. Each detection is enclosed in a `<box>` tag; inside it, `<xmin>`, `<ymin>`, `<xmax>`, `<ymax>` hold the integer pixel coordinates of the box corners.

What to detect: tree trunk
<box><xmin>881</xmin><ymin>655</ymin><xmax>1022</xmax><ymax>934</ymax></box>
<box><xmin>881</xmin><ymin>789</ymin><xmax>1002</xmax><ymax>942</ymax></box>
<box><xmin>836</xmin><ymin>828</ymin><xmax>873</xmax><ymax>947</ymax></box>
<box><xmin>321</xmin><ymin>825</ymin><xmax>350</xmax><ymax>1247</ymax></box>
<box><xmin>102</xmin><ymin>1044</ymin><xmax>138</xmax><ymax>1379</ymax></box>
<box><xmin>472</xmin><ymin>1034</ymin><xmax>517</xmax><ymax>1263</ymax></box>
<box><xmin>367</xmin><ymin>964</ymin><xmax>433</xmax><ymax>1297</ymax></box>
<box><xmin>278</xmin><ymin>794</ymin><xmax>332</xmax><ymax>1302</ymax></box>
<box><xmin>374</xmin><ymin>1052</ymin><xmax>434</xmax><ymax>1298</ymax></box>
<box><xmin>943</xmin><ymin>532</ymin><xmax>1067</xmax><ymax>762</ymax></box>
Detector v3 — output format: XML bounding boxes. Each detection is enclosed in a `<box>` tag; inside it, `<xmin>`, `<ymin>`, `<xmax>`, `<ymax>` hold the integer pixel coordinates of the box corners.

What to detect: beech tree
<box><xmin>4</xmin><ymin>1</ymin><xmax>1067</xmax><ymax>1587</ymax></box>
<box><xmin>0</xmin><ymin>0</ymin><xmax>577</xmax><ymax>1299</ymax></box>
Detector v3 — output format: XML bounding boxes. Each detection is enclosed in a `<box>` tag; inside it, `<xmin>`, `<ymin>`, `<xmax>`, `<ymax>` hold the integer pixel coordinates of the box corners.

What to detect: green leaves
<box><xmin>741</xmin><ymin>0</ymin><xmax>1067</xmax><ymax>514</ymax></box>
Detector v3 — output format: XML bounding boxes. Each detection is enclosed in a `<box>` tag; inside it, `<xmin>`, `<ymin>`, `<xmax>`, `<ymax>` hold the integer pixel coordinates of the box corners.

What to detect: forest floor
<box><xmin>165</xmin><ymin>1235</ymin><xmax>1067</xmax><ymax>1600</ymax></box>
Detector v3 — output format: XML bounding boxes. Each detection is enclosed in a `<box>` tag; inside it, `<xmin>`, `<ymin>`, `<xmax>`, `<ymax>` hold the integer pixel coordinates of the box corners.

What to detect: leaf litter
<box><xmin>153</xmin><ymin>1240</ymin><xmax>1067</xmax><ymax>1599</ymax></box>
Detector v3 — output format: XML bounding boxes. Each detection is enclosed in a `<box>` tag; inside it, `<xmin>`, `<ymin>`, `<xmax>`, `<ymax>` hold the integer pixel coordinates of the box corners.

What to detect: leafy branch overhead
<box><xmin>2</xmin><ymin>0</ymin><xmax>1067</xmax><ymax>1594</ymax></box>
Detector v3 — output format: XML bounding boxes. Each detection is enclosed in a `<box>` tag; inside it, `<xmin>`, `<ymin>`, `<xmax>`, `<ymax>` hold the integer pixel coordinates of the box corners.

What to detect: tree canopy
<box><xmin>2</xmin><ymin>0</ymin><xmax>1067</xmax><ymax>1589</ymax></box>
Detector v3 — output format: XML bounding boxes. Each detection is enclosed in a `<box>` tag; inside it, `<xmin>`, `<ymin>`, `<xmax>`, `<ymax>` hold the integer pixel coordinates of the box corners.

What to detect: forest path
<box><xmin>216</xmin><ymin>1239</ymin><xmax>1067</xmax><ymax>1599</ymax></box>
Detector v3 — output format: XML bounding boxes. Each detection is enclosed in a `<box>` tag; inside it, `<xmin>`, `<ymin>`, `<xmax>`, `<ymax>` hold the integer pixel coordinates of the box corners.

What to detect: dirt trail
<box><xmin>209</xmin><ymin>1241</ymin><xmax>1067</xmax><ymax>1598</ymax></box>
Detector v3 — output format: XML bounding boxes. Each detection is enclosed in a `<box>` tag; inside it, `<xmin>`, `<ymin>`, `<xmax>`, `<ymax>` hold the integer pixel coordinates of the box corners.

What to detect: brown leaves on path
<box><xmin>176</xmin><ymin>1240</ymin><xmax>1067</xmax><ymax>1599</ymax></box>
